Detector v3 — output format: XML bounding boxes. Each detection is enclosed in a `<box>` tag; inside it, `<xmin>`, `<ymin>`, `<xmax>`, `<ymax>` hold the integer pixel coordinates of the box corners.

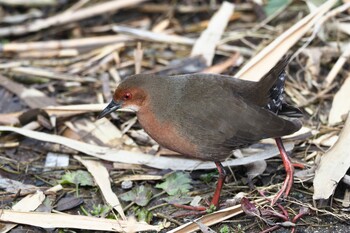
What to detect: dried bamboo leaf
<box><xmin>9</xmin><ymin>67</ymin><xmax>93</xmax><ymax>82</ymax></box>
<box><xmin>1</xmin><ymin>35</ymin><xmax>130</xmax><ymax>52</ymax></box>
<box><xmin>168</xmin><ymin>199</ymin><xmax>266</xmax><ymax>233</ymax></box>
<box><xmin>0</xmin><ymin>0</ymin><xmax>56</xmax><ymax>6</ymax></box>
<box><xmin>329</xmin><ymin>75</ymin><xmax>350</xmax><ymax>125</ymax></box>
<box><xmin>337</xmin><ymin>22</ymin><xmax>350</xmax><ymax>35</ymax></box>
<box><xmin>74</xmin><ymin>156</ymin><xmax>126</xmax><ymax>220</ymax></box>
<box><xmin>114</xmin><ymin>174</ymin><xmax>163</xmax><ymax>183</ymax></box>
<box><xmin>0</xmin><ymin>210</ymin><xmax>160</xmax><ymax>232</ymax></box>
<box><xmin>112</xmin><ymin>25</ymin><xmax>195</xmax><ymax>45</ymax></box>
<box><xmin>313</xmin><ymin>113</ymin><xmax>350</xmax><ymax>200</ymax></box>
<box><xmin>0</xmin><ymin>75</ymin><xmax>57</xmax><ymax>108</ymax></box>
<box><xmin>64</xmin><ymin>118</ymin><xmax>138</xmax><ymax>148</ymax></box>
<box><xmin>0</xmin><ymin>126</ymin><xmax>293</xmax><ymax>171</ymax></box>
<box><xmin>12</xmin><ymin>191</ymin><xmax>46</xmax><ymax>212</ymax></box>
<box><xmin>0</xmin><ymin>0</ymin><xmax>149</xmax><ymax>37</ymax></box>
<box><xmin>191</xmin><ymin>1</ymin><xmax>235</xmax><ymax>66</ymax></box>
<box><xmin>0</xmin><ymin>178</ymin><xmax>37</xmax><ymax>194</ymax></box>
<box><xmin>235</xmin><ymin>0</ymin><xmax>337</xmax><ymax>81</ymax></box>
<box><xmin>324</xmin><ymin>44</ymin><xmax>350</xmax><ymax>87</ymax></box>
<box><xmin>1</xmin><ymin>191</ymin><xmax>46</xmax><ymax>233</ymax></box>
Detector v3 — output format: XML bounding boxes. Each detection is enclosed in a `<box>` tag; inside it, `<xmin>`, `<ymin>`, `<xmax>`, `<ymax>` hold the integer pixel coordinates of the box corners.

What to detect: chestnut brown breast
<box><xmin>137</xmin><ymin>101</ymin><xmax>200</xmax><ymax>159</ymax></box>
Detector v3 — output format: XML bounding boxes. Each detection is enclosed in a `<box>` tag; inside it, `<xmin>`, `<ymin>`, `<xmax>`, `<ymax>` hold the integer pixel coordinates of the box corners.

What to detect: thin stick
<box><xmin>0</xmin><ymin>0</ymin><xmax>148</xmax><ymax>37</ymax></box>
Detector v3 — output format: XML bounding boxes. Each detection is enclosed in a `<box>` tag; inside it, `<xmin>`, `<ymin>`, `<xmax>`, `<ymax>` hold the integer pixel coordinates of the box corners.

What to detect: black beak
<box><xmin>98</xmin><ymin>100</ymin><xmax>122</xmax><ymax>119</ymax></box>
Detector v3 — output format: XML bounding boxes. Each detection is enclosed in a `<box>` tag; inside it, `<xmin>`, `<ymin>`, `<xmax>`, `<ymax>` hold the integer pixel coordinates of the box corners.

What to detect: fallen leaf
<box><xmin>168</xmin><ymin>198</ymin><xmax>267</xmax><ymax>233</ymax></box>
<box><xmin>0</xmin><ymin>178</ymin><xmax>37</xmax><ymax>194</ymax></box>
<box><xmin>313</xmin><ymin>113</ymin><xmax>350</xmax><ymax>200</ymax></box>
<box><xmin>191</xmin><ymin>1</ymin><xmax>234</xmax><ymax>66</ymax></box>
<box><xmin>55</xmin><ymin>197</ymin><xmax>84</xmax><ymax>211</ymax></box>
<box><xmin>1</xmin><ymin>191</ymin><xmax>47</xmax><ymax>233</ymax></box>
<box><xmin>194</xmin><ymin>220</ymin><xmax>216</xmax><ymax>233</ymax></box>
<box><xmin>156</xmin><ymin>172</ymin><xmax>192</xmax><ymax>195</ymax></box>
<box><xmin>240</xmin><ymin>197</ymin><xmax>259</xmax><ymax>217</ymax></box>
<box><xmin>59</xmin><ymin>170</ymin><xmax>94</xmax><ymax>186</ymax></box>
<box><xmin>0</xmin><ymin>126</ymin><xmax>294</xmax><ymax>171</ymax></box>
<box><xmin>236</xmin><ymin>0</ymin><xmax>337</xmax><ymax>81</ymax></box>
<box><xmin>328</xmin><ymin>75</ymin><xmax>350</xmax><ymax>125</ymax></box>
<box><xmin>74</xmin><ymin>156</ymin><xmax>126</xmax><ymax>220</ymax></box>
<box><xmin>120</xmin><ymin>185</ymin><xmax>153</xmax><ymax>207</ymax></box>
<box><xmin>0</xmin><ymin>210</ymin><xmax>160</xmax><ymax>232</ymax></box>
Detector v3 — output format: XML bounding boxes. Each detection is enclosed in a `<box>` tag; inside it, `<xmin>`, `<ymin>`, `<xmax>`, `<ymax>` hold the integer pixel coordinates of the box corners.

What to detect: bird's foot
<box><xmin>272</xmin><ymin>138</ymin><xmax>296</xmax><ymax>205</ymax></box>
<box><xmin>172</xmin><ymin>202</ymin><xmax>218</xmax><ymax>217</ymax></box>
<box><xmin>272</xmin><ymin>163</ymin><xmax>294</xmax><ymax>205</ymax></box>
<box><xmin>172</xmin><ymin>161</ymin><xmax>226</xmax><ymax>217</ymax></box>
<box><xmin>272</xmin><ymin>162</ymin><xmax>304</xmax><ymax>205</ymax></box>
<box><xmin>241</xmin><ymin>197</ymin><xmax>310</xmax><ymax>233</ymax></box>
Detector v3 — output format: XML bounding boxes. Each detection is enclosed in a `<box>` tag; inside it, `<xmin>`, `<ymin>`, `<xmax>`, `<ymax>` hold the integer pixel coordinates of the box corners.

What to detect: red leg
<box><xmin>210</xmin><ymin>161</ymin><xmax>227</xmax><ymax>209</ymax></box>
<box><xmin>272</xmin><ymin>137</ymin><xmax>294</xmax><ymax>205</ymax></box>
<box><xmin>173</xmin><ymin>161</ymin><xmax>226</xmax><ymax>215</ymax></box>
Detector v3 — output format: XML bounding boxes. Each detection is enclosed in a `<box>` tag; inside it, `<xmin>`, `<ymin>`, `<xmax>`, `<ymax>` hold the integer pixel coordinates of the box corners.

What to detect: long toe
<box><xmin>273</xmin><ymin>138</ymin><xmax>295</xmax><ymax>205</ymax></box>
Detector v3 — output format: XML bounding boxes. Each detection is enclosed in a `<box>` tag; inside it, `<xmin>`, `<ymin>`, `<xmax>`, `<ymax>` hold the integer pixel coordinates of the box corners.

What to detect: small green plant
<box><xmin>200</xmin><ymin>171</ymin><xmax>217</xmax><ymax>183</ymax></box>
<box><xmin>90</xmin><ymin>204</ymin><xmax>110</xmax><ymax>217</ymax></box>
<box><xmin>206</xmin><ymin>204</ymin><xmax>217</xmax><ymax>214</ymax></box>
<box><xmin>135</xmin><ymin>207</ymin><xmax>152</xmax><ymax>224</ymax></box>
<box><xmin>220</xmin><ymin>224</ymin><xmax>241</xmax><ymax>233</ymax></box>
<box><xmin>59</xmin><ymin>170</ymin><xmax>94</xmax><ymax>187</ymax></box>
<box><xmin>219</xmin><ymin>224</ymin><xmax>231</xmax><ymax>233</ymax></box>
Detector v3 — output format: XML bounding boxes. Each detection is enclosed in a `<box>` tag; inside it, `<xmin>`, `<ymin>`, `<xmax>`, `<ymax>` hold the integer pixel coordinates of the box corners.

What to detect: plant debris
<box><xmin>0</xmin><ymin>0</ymin><xmax>350</xmax><ymax>232</ymax></box>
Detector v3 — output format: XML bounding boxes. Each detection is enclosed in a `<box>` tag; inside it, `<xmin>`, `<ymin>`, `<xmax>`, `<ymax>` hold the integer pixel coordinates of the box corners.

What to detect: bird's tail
<box><xmin>257</xmin><ymin>56</ymin><xmax>290</xmax><ymax>98</ymax></box>
<box><xmin>256</xmin><ymin>55</ymin><xmax>302</xmax><ymax>118</ymax></box>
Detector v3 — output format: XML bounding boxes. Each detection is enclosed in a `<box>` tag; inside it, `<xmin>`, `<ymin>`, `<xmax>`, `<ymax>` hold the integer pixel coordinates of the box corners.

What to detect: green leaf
<box><xmin>59</xmin><ymin>170</ymin><xmax>94</xmax><ymax>186</ymax></box>
<box><xmin>200</xmin><ymin>171</ymin><xmax>217</xmax><ymax>183</ymax></box>
<box><xmin>155</xmin><ymin>172</ymin><xmax>192</xmax><ymax>195</ymax></box>
<box><xmin>135</xmin><ymin>207</ymin><xmax>153</xmax><ymax>224</ymax></box>
<box><xmin>264</xmin><ymin>0</ymin><xmax>289</xmax><ymax>16</ymax></box>
<box><xmin>120</xmin><ymin>185</ymin><xmax>153</xmax><ymax>207</ymax></box>
<box><xmin>220</xmin><ymin>225</ymin><xmax>232</xmax><ymax>233</ymax></box>
<box><xmin>90</xmin><ymin>204</ymin><xmax>111</xmax><ymax>217</ymax></box>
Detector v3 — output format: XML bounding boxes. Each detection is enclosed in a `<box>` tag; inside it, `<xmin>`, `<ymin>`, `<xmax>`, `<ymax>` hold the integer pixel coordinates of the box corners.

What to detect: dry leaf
<box><xmin>191</xmin><ymin>1</ymin><xmax>234</xmax><ymax>66</ymax></box>
<box><xmin>0</xmin><ymin>210</ymin><xmax>160</xmax><ymax>232</ymax></box>
<box><xmin>328</xmin><ymin>75</ymin><xmax>350</xmax><ymax>125</ymax></box>
<box><xmin>324</xmin><ymin>44</ymin><xmax>350</xmax><ymax>86</ymax></box>
<box><xmin>236</xmin><ymin>0</ymin><xmax>337</xmax><ymax>81</ymax></box>
<box><xmin>74</xmin><ymin>156</ymin><xmax>126</xmax><ymax>220</ymax></box>
<box><xmin>312</xmin><ymin>133</ymin><xmax>339</xmax><ymax>147</ymax></box>
<box><xmin>1</xmin><ymin>191</ymin><xmax>47</xmax><ymax>233</ymax></box>
<box><xmin>0</xmin><ymin>125</ymin><xmax>294</xmax><ymax>171</ymax></box>
<box><xmin>0</xmin><ymin>178</ymin><xmax>37</xmax><ymax>194</ymax></box>
<box><xmin>168</xmin><ymin>199</ymin><xmax>266</xmax><ymax>233</ymax></box>
<box><xmin>313</xmin><ymin>113</ymin><xmax>350</xmax><ymax>200</ymax></box>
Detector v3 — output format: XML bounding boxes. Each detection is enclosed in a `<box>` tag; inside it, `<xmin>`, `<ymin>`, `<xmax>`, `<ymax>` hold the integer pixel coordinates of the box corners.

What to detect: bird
<box><xmin>98</xmin><ymin>56</ymin><xmax>302</xmax><ymax>213</ymax></box>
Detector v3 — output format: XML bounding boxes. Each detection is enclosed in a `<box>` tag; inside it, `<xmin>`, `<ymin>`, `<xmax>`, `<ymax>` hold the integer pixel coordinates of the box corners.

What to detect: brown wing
<box><xmin>170</xmin><ymin>77</ymin><xmax>301</xmax><ymax>161</ymax></box>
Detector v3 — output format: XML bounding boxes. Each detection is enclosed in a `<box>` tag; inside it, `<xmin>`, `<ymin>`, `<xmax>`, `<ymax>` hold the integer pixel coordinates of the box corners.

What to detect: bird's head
<box><xmin>98</xmin><ymin>75</ymin><xmax>148</xmax><ymax>119</ymax></box>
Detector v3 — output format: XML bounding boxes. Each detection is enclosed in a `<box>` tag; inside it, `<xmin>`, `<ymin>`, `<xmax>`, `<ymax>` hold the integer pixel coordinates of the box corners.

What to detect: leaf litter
<box><xmin>0</xmin><ymin>0</ymin><xmax>349</xmax><ymax>232</ymax></box>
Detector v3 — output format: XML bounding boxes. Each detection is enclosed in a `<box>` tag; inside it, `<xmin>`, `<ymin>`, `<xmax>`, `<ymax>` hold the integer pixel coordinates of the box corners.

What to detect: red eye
<box><xmin>123</xmin><ymin>92</ymin><xmax>132</xmax><ymax>101</ymax></box>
